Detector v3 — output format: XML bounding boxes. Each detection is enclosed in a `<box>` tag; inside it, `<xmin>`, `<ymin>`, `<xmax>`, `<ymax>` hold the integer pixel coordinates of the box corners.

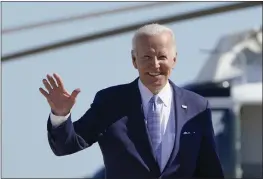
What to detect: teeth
<box><xmin>149</xmin><ymin>72</ymin><xmax>160</xmax><ymax>76</ymax></box>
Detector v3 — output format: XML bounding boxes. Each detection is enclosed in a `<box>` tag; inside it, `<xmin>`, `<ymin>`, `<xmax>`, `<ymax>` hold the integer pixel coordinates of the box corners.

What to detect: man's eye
<box><xmin>143</xmin><ymin>56</ymin><xmax>151</xmax><ymax>59</ymax></box>
<box><xmin>159</xmin><ymin>56</ymin><xmax>167</xmax><ymax>59</ymax></box>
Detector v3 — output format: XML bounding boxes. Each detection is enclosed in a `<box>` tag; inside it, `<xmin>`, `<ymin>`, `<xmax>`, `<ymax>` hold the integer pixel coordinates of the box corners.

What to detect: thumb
<box><xmin>70</xmin><ymin>88</ymin><xmax>81</xmax><ymax>100</ymax></box>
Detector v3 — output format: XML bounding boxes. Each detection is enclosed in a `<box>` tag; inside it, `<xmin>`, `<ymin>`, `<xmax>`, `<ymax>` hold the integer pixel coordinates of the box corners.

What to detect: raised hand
<box><xmin>39</xmin><ymin>73</ymin><xmax>80</xmax><ymax>116</ymax></box>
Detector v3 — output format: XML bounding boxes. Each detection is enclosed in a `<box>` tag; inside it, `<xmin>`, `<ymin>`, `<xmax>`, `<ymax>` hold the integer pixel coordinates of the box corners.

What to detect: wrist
<box><xmin>51</xmin><ymin>110</ymin><xmax>69</xmax><ymax>116</ymax></box>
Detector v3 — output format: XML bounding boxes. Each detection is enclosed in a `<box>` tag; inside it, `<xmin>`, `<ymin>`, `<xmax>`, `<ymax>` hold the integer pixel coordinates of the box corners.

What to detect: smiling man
<box><xmin>40</xmin><ymin>23</ymin><xmax>224</xmax><ymax>179</ymax></box>
<box><xmin>131</xmin><ymin>25</ymin><xmax>176</xmax><ymax>94</ymax></box>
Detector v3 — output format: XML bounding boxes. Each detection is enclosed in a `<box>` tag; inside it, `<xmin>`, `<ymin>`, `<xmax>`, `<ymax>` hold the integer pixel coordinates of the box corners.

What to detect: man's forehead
<box><xmin>139</xmin><ymin>46</ymin><xmax>169</xmax><ymax>53</ymax></box>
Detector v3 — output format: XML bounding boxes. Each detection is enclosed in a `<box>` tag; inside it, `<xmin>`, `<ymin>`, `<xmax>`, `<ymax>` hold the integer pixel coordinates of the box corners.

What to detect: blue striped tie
<box><xmin>147</xmin><ymin>95</ymin><xmax>162</xmax><ymax>167</ymax></box>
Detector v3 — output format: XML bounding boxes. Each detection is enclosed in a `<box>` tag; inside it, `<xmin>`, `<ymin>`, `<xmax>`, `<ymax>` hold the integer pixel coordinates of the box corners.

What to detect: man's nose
<box><xmin>152</xmin><ymin>58</ymin><xmax>160</xmax><ymax>68</ymax></box>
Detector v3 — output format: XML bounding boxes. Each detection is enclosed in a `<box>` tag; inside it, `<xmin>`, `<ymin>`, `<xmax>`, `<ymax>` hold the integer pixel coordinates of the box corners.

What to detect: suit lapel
<box><xmin>163</xmin><ymin>80</ymin><xmax>190</xmax><ymax>172</ymax></box>
<box><xmin>127</xmin><ymin>78</ymin><xmax>161</xmax><ymax>174</ymax></box>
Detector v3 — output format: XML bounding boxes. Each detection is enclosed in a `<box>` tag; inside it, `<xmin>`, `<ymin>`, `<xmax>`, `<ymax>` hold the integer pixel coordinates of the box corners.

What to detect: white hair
<box><xmin>132</xmin><ymin>23</ymin><xmax>176</xmax><ymax>54</ymax></box>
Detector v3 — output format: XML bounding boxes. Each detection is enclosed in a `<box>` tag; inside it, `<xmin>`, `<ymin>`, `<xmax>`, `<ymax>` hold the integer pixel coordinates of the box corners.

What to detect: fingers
<box><xmin>70</xmin><ymin>88</ymin><xmax>81</xmax><ymax>100</ymax></box>
<box><xmin>47</xmin><ymin>74</ymin><xmax>58</xmax><ymax>89</ymax></box>
<box><xmin>42</xmin><ymin>73</ymin><xmax>61</xmax><ymax>93</ymax></box>
<box><xmin>39</xmin><ymin>87</ymin><xmax>49</xmax><ymax>98</ymax></box>
<box><xmin>42</xmin><ymin>79</ymin><xmax>52</xmax><ymax>92</ymax></box>
<box><xmin>53</xmin><ymin>73</ymin><xmax>65</xmax><ymax>90</ymax></box>
<box><xmin>41</xmin><ymin>73</ymin><xmax>68</xmax><ymax>96</ymax></box>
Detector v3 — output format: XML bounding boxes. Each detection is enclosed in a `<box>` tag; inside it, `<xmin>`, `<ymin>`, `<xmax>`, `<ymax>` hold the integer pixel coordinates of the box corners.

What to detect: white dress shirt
<box><xmin>138</xmin><ymin>79</ymin><xmax>175</xmax><ymax>171</ymax></box>
<box><xmin>50</xmin><ymin>79</ymin><xmax>176</xmax><ymax>170</ymax></box>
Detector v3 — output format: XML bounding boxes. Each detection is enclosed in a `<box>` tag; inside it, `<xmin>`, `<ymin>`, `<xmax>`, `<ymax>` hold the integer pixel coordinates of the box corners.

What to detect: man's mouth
<box><xmin>148</xmin><ymin>72</ymin><xmax>161</xmax><ymax>76</ymax></box>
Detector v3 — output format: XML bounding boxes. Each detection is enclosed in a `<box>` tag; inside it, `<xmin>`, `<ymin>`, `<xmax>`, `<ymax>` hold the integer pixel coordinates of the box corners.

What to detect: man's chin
<box><xmin>143</xmin><ymin>78</ymin><xmax>167</xmax><ymax>93</ymax></box>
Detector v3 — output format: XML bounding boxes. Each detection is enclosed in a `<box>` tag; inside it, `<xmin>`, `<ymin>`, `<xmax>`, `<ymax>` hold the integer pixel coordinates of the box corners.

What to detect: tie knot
<box><xmin>149</xmin><ymin>95</ymin><xmax>159</xmax><ymax>104</ymax></box>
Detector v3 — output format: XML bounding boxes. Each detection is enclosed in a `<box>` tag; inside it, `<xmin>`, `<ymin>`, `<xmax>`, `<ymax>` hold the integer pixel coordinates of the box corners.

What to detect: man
<box><xmin>40</xmin><ymin>24</ymin><xmax>224</xmax><ymax>178</ymax></box>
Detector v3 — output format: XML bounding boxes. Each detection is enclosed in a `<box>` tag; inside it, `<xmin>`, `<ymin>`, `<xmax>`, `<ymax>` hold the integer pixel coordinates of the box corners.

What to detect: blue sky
<box><xmin>2</xmin><ymin>1</ymin><xmax>262</xmax><ymax>178</ymax></box>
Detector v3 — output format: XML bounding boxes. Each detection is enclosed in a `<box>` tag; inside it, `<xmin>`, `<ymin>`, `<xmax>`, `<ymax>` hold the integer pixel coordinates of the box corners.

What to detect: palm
<box><xmin>48</xmin><ymin>88</ymin><xmax>74</xmax><ymax>115</ymax></box>
<box><xmin>39</xmin><ymin>73</ymin><xmax>80</xmax><ymax>116</ymax></box>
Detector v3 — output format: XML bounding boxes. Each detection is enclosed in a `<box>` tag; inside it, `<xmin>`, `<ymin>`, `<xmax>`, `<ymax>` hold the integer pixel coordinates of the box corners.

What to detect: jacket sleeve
<box><xmin>194</xmin><ymin>101</ymin><xmax>224</xmax><ymax>178</ymax></box>
<box><xmin>47</xmin><ymin>90</ymin><xmax>107</xmax><ymax>156</ymax></box>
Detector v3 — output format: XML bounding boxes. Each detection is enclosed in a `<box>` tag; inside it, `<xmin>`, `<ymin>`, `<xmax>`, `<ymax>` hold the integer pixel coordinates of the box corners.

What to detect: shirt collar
<box><xmin>138</xmin><ymin>78</ymin><xmax>172</xmax><ymax>107</ymax></box>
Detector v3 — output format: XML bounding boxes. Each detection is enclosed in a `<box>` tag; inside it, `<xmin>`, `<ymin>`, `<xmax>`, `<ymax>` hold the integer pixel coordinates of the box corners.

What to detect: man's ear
<box><xmin>172</xmin><ymin>52</ymin><xmax>177</xmax><ymax>68</ymax></box>
<box><xmin>131</xmin><ymin>50</ymin><xmax>138</xmax><ymax>69</ymax></box>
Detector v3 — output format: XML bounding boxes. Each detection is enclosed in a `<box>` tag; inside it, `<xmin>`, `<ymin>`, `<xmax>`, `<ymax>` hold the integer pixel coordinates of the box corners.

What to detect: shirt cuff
<box><xmin>50</xmin><ymin>112</ymin><xmax>70</xmax><ymax>128</ymax></box>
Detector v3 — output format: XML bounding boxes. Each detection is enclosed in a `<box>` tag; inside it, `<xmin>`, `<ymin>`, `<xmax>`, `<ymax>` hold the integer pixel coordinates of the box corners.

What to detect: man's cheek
<box><xmin>160</xmin><ymin>63</ymin><xmax>171</xmax><ymax>73</ymax></box>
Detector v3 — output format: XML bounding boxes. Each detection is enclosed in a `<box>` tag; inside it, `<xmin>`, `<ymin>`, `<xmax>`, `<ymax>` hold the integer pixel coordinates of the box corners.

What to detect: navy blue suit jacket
<box><xmin>47</xmin><ymin>78</ymin><xmax>224</xmax><ymax>178</ymax></box>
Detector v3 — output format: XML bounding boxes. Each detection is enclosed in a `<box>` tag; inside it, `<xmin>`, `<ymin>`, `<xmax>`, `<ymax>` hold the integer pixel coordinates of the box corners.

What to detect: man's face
<box><xmin>132</xmin><ymin>32</ymin><xmax>176</xmax><ymax>94</ymax></box>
